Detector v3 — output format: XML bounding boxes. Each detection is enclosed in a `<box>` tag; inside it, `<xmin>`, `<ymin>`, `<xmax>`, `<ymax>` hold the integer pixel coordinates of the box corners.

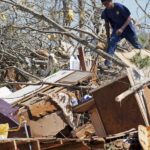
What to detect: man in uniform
<box><xmin>101</xmin><ymin>0</ymin><xmax>142</xmax><ymax>67</ymax></box>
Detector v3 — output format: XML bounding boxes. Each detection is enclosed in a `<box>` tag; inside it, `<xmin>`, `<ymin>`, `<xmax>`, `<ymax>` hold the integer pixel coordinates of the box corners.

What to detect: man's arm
<box><xmin>105</xmin><ymin>21</ymin><xmax>110</xmax><ymax>40</ymax></box>
<box><xmin>121</xmin><ymin>16</ymin><xmax>131</xmax><ymax>30</ymax></box>
<box><xmin>116</xmin><ymin>16</ymin><xmax>131</xmax><ymax>36</ymax></box>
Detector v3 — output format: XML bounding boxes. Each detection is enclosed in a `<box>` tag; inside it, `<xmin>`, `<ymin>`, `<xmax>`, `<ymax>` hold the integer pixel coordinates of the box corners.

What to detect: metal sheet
<box><xmin>0</xmin><ymin>98</ymin><xmax>18</xmax><ymax>127</ymax></box>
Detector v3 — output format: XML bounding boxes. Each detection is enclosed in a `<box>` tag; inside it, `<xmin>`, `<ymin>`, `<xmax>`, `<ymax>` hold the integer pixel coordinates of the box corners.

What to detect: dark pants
<box><xmin>105</xmin><ymin>30</ymin><xmax>142</xmax><ymax>66</ymax></box>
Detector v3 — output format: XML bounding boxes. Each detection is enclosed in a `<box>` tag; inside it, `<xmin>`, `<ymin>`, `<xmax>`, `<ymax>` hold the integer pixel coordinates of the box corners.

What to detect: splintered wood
<box><xmin>57</xmin><ymin>71</ymin><xmax>92</xmax><ymax>85</ymax></box>
<box><xmin>72</xmin><ymin>123</ymin><xmax>95</xmax><ymax>139</ymax></box>
<box><xmin>138</xmin><ymin>125</ymin><xmax>150</xmax><ymax>150</ymax></box>
<box><xmin>28</xmin><ymin>100</ymin><xmax>57</xmax><ymax>118</ymax></box>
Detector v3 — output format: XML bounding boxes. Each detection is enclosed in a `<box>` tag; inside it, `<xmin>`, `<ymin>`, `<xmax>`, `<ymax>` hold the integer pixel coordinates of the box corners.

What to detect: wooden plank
<box><xmin>89</xmin><ymin>107</ymin><xmax>106</xmax><ymax>137</ymax></box>
<box><xmin>3</xmin><ymin>70</ymin><xmax>74</xmax><ymax>104</ymax></box>
<box><xmin>78</xmin><ymin>47</ymin><xmax>86</xmax><ymax>71</ymax></box>
<box><xmin>0</xmin><ymin>138</ymin><xmax>105</xmax><ymax>150</ymax></box>
<box><xmin>22</xmin><ymin>87</ymin><xmax>63</xmax><ymax>105</ymax></box>
<box><xmin>29</xmin><ymin>112</ymin><xmax>67</xmax><ymax>137</ymax></box>
<box><xmin>15</xmin><ymin>85</ymin><xmax>53</xmax><ymax>106</ymax></box>
<box><xmin>91</xmin><ymin>74</ymin><xmax>146</xmax><ymax>136</ymax></box>
<box><xmin>39</xmin><ymin>138</ymin><xmax>104</xmax><ymax>150</ymax></box>
<box><xmin>73</xmin><ymin>99</ymin><xmax>95</xmax><ymax>113</ymax></box>
<box><xmin>44</xmin><ymin>142</ymin><xmax>89</xmax><ymax>150</ymax></box>
<box><xmin>14</xmin><ymin>81</ymin><xmax>66</xmax><ymax>106</ymax></box>
<box><xmin>57</xmin><ymin>71</ymin><xmax>92</xmax><ymax>85</ymax></box>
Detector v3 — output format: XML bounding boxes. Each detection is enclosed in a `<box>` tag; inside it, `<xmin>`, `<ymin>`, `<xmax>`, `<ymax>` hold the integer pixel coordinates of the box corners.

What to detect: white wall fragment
<box><xmin>0</xmin><ymin>87</ymin><xmax>12</xmax><ymax>98</ymax></box>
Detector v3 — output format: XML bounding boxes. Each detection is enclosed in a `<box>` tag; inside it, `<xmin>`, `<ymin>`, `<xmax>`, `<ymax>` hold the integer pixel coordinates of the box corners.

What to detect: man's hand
<box><xmin>116</xmin><ymin>28</ymin><xmax>124</xmax><ymax>36</ymax></box>
<box><xmin>116</xmin><ymin>16</ymin><xmax>131</xmax><ymax>36</ymax></box>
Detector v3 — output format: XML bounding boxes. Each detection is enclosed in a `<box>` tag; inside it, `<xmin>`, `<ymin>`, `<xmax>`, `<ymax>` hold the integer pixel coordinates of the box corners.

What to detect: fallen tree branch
<box><xmin>135</xmin><ymin>0</ymin><xmax>150</xmax><ymax>19</ymax></box>
<box><xmin>5</xmin><ymin>66</ymin><xmax>42</xmax><ymax>81</ymax></box>
<box><xmin>115</xmin><ymin>79</ymin><xmax>150</xmax><ymax>102</ymax></box>
<box><xmin>0</xmin><ymin>0</ymin><xmax>128</xmax><ymax>68</ymax></box>
<box><xmin>0</xmin><ymin>80</ymin><xmax>93</xmax><ymax>90</ymax></box>
<box><xmin>65</xmin><ymin>27</ymin><xmax>99</xmax><ymax>39</ymax></box>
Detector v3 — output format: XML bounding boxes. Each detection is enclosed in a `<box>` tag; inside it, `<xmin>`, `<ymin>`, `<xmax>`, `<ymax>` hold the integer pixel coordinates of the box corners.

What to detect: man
<box><xmin>101</xmin><ymin>0</ymin><xmax>142</xmax><ymax>67</ymax></box>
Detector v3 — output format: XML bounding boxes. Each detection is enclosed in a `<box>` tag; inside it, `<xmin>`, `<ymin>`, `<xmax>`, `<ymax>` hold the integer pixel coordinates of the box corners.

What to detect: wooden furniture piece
<box><xmin>91</xmin><ymin>74</ymin><xmax>148</xmax><ymax>136</ymax></box>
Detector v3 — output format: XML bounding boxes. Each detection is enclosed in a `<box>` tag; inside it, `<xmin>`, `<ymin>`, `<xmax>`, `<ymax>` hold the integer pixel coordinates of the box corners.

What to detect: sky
<box><xmin>114</xmin><ymin>0</ymin><xmax>150</xmax><ymax>23</ymax></box>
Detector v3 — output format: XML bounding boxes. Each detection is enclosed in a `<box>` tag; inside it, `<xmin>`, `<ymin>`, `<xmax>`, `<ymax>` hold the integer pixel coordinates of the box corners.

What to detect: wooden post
<box><xmin>78</xmin><ymin>47</ymin><xmax>86</xmax><ymax>71</ymax></box>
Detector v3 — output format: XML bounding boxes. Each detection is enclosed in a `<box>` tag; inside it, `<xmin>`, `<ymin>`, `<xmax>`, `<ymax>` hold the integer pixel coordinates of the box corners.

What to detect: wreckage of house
<box><xmin>0</xmin><ymin>61</ymin><xmax>150</xmax><ymax>150</ymax></box>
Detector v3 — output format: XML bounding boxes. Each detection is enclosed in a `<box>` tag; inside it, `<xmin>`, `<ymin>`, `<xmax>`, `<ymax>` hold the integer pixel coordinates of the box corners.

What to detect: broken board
<box><xmin>29</xmin><ymin>112</ymin><xmax>67</xmax><ymax>137</ymax></box>
<box><xmin>73</xmin><ymin>99</ymin><xmax>95</xmax><ymax>113</ymax></box>
<box><xmin>57</xmin><ymin>71</ymin><xmax>92</xmax><ymax>85</ymax></box>
<box><xmin>2</xmin><ymin>70</ymin><xmax>74</xmax><ymax>104</ymax></box>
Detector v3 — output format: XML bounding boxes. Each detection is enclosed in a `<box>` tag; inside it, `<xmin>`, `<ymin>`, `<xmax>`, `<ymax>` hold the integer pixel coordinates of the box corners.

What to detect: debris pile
<box><xmin>0</xmin><ymin>32</ymin><xmax>150</xmax><ymax>149</ymax></box>
<box><xmin>0</xmin><ymin>55</ymin><xmax>150</xmax><ymax>149</ymax></box>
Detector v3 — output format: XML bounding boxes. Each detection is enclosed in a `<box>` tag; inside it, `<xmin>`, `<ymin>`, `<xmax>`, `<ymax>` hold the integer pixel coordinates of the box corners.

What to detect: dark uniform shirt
<box><xmin>101</xmin><ymin>3</ymin><xmax>136</xmax><ymax>35</ymax></box>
